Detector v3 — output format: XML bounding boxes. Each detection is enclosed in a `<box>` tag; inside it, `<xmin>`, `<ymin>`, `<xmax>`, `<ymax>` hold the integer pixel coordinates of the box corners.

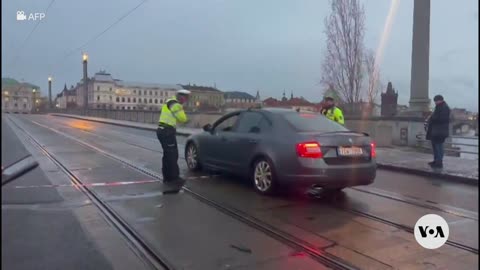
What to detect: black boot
<box><xmin>431</xmin><ymin>161</ymin><xmax>443</xmax><ymax>169</ymax></box>
<box><xmin>428</xmin><ymin>161</ymin><xmax>436</xmax><ymax>166</ymax></box>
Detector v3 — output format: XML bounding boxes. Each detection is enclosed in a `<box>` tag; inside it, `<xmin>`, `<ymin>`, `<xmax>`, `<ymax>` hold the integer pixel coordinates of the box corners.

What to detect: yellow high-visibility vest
<box><xmin>158</xmin><ymin>97</ymin><xmax>188</xmax><ymax>127</ymax></box>
<box><xmin>321</xmin><ymin>106</ymin><xmax>344</xmax><ymax>125</ymax></box>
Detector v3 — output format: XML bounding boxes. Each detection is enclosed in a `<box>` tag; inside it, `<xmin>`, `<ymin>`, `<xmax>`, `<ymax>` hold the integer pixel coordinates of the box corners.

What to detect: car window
<box><xmin>236</xmin><ymin>112</ymin><xmax>265</xmax><ymax>133</ymax></box>
<box><xmin>282</xmin><ymin>112</ymin><xmax>348</xmax><ymax>132</ymax></box>
<box><xmin>214</xmin><ymin>114</ymin><xmax>240</xmax><ymax>132</ymax></box>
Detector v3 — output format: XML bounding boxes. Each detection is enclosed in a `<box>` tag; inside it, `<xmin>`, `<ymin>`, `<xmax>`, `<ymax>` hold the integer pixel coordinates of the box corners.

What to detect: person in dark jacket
<box><xmin>425</xmin><ymin>95</ymin><xmax>451</xmax><ymax>168</ymax></box>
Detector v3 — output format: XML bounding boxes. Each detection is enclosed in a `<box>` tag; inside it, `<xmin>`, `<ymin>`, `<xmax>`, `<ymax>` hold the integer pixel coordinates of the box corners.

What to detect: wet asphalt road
<box><xmin>2</xmin><ymin>114</ymin><xmax>479</xmax><ymax>270</ymax></box>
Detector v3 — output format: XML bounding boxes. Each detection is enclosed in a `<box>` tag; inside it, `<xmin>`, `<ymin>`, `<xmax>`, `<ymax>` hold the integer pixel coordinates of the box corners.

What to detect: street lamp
<box><xmin>82</xmin><ymin>53</ymin><xmax>89</xmax><ymax>112</ymax></box>
<box><xmin>32</xmin><ymin>89</ymin><xmax>37</xmax><ymax>113</ymax></box>
<box><xmin>48</xmin><ymin>76</ymin><xmax>53</xmax><ymax>109</ymax></box>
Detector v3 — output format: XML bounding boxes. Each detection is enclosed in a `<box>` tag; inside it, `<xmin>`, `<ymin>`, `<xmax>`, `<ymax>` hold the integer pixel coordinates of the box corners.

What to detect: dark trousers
<box><xmin>431</xmin><ymin>141</ymin><xmax>444</xmax><ymax>163</ymax></box>
<box><xmin>156</xmin><ymin>126</ymin><xmax>179</xmax><ymax>182</ymax></box>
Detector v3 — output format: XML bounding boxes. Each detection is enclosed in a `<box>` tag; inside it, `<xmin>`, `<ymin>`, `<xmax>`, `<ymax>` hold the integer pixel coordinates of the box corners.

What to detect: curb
<box><xmin>51</xmin><ymin>113</ymin><xmax>478</xmax><ymax>185</ymax></box>
<box><xmin>377</xmin><ymin>163</ymin><xmax>477</xmax><ymax>186</ymax></box>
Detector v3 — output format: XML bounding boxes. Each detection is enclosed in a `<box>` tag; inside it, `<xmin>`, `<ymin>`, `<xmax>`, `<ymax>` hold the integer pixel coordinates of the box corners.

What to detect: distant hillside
<box><xmin>2</xmin><ymin>77</ymin><xmax>40</xmax><ymax>90</ymax></box>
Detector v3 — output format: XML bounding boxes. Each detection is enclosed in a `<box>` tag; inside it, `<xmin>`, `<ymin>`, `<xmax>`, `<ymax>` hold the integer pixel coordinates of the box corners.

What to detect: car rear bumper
<box><xmin>279</xmin><ymin>164</ymin><xmax>376</xmax><ymax>188</ymax></box>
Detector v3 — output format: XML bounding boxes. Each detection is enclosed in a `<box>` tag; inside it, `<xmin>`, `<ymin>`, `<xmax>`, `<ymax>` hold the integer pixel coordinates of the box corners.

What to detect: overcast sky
<box><xmin>2</xmin><ymin>0</ymin><xmax>478</xmax><ymax>111</ymax></box>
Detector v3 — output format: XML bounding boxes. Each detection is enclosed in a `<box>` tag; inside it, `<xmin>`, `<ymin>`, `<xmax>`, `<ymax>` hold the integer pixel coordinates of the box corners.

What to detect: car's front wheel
<box><xmin>252</xmin><ymin>158</ymin><xmax>277</xmax><ymax>195</ymax></box>
<box><xmin>185</xmin><ymin>143</ymin><xmax>201</xmax><ymax>171</ymax></box>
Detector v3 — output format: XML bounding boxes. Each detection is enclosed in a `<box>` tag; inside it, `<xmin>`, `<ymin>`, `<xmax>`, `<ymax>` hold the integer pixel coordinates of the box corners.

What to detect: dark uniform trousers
<box><xmin>156</xmin><ymin>124</ymin><xmax>180</xmax><ymax>182</ymax></box>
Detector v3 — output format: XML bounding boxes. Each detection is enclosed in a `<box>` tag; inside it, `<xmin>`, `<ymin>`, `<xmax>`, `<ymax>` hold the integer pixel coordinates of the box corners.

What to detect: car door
<box><xmin>201</xmin><ymin>113</ymin><xmax>241</xmax><ymax>169</ymax></box>
<box><xmin>227</xmin><ymin>112</ymin><xmax>271</xmax><ymax>173</ymax></box>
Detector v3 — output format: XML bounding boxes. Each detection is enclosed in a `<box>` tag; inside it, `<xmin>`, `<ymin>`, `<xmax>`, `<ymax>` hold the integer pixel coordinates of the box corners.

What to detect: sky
<box><xmin>2</xmin><ymin>0</ymin><xmax>478</xmax><ymax>112</ymax></box>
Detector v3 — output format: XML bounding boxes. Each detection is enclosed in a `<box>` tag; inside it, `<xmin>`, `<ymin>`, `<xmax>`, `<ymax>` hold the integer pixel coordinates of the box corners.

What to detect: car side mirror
<box><xmin>203</xmin><ymin>124</ymin><xmax>212</xmax><ymax>132</ymax></box>
<box><xmin>249</xmin><ymin>126</ymin><xmax>260</xmax><ymax>133</ymax></box>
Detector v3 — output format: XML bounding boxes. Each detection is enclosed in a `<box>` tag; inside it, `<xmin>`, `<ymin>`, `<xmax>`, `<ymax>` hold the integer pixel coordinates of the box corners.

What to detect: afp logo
<box><xmin>414</xmin><ymin>214</ymin><xmax>450</xmax><ymax>249</ymax></box>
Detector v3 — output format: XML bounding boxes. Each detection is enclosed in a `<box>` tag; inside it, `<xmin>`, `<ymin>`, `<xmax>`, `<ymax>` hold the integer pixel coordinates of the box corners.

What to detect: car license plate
<box><xmin>338</xmin><ymin>146</ymin><xmax>363</xmax><ymax>156</ymax></box>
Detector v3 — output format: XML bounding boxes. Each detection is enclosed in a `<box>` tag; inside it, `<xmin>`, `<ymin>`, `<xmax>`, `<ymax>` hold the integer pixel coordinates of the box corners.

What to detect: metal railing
<box><xmin>416</xmin><ymin>134</ymin><xmax>478</xmax><ymax>155</ymax></box>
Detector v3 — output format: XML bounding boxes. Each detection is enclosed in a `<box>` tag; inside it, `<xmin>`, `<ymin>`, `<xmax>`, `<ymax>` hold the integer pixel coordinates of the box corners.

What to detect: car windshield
<box><xmin>282</xmin><ymin>112</ymin><xmax>348</xmax><ymax>132</ymax></box>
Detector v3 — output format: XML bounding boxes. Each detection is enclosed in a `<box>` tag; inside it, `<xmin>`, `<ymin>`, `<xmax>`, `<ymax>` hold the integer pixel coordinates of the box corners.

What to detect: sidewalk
<box><xmin>51</xmin><ymin>113</ymin><xmax>478</xmax><ymax>185</ymax></box>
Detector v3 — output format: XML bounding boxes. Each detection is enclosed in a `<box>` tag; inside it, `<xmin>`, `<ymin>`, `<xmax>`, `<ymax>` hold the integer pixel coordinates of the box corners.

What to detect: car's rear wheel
<box><xmin>185</xmin><ymin>143</ymin><xmax>201</xmax><ymax>171</ymax></box>
<box><xmin>252</xmin><ymin>158</ymin><xmax>277</xmax><ymax>195</ymax></box>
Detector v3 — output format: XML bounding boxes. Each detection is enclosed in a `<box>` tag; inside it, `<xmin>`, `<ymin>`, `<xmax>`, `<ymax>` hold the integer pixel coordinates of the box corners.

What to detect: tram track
<box><xmin>14</xmin><ymin>115</ymin><xmax>479</xmax><ymax>256</ymax></box>
<box><xmin>8</xmin><ymin>115</ymin><xmax>360</xmax><ymax>270</ymax></box>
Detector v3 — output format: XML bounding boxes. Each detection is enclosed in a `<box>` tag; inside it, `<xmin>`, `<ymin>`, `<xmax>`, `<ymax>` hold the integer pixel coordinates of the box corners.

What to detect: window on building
<box><xmin>23</xmin><ymin>104</ymin><xmax>27</xmax><ymax>108</ymax></box>
<box><xmin>121</xmin><ymin>97</ymin><xmax>125</xmax><ymax>102</ymax></box>
<box><xmin>154</xmin><ymin>99</ymin><xmax>158</xmax><ymax>104</ymax></box>
<box><xmin>97</xmin><ymin>96</ymin><xmax>100</xmax><ymax>101</ymax></box>
<box><xmin>128</xmin><ymin>98</ymin><xmax>131</xmax><ymax>103</ymax></box>
<box><xmin>110</xmin><ymin>96</ymin><xmax>112</xmax><ymax>101</ymax></box>
<box><xmin>97</xmin><ymin>105</ymin><xmax>100</xmax><ymax>108</ymax></box>
<box><xmin>133</xmin><ymin>106</ymin><xmax>136</xmax><ymax>110</ymax></box>
<box><xmin>127</xmin><ymin>106</ymin><xmax>130</xmax><ymax>110</ymax></box>
<box><xmin>144</xmin><ymin>90</ymin><xmax>147</xmax><ymax>95</ymax></box>
<box><xmin>97</xmin><ymin>86</ymin><xmax>100</xmax><ymax>91</ymax></box>
<box><xmin>116</xmin><ymin>97</ymin><xmax>120</xmax><ymax>102</ymax></box>
<box><xmin>14</xmin><ymin>103</ymin><xmax>18</xmax><ymax>107</ymax></box>
<box><xmin>149</xmin><ymin>91</ymin><xmax>152</xmax><ymax>96</ymax></box>
<box><xmin>116</xmin><ymin>106</ymin><xmax>119</xmax><ymax>109</ymax></box>
<box><xmin>139</xmin><ymin>90</ymin><xmax>141</xmax><ymax>96</ymax></box>
<box><xmin>122</xmin><ymin>106</ymin><xmax>125</xmax><ymax>110</ymax></box>
<box><xmin>154</xmin><ymin>91</ymin><xmax>157</xmax><ymax>96</ymax></box>
<box><xmin>133</xmin><ymin>98</ymin><xmax>136</xmax><ymax>103</ymax></box>
<box><xmin>149</xmin><ymin>99</ymin><xmax>152</xmax><ymax>104</ymax></box>
<box><xmin>144</xmin><ymin>98</ymin><xmax>147</xmax><ymax>103</ymax></box>
<box><xmin>160</xmin><ymin>99</ymin><xmax>163</xmax><ymax>104</ymax></box>
<box><xmin>133</xmin><ymin>89</ymin><xmax>136</xmax><ymax>94</ymax></box>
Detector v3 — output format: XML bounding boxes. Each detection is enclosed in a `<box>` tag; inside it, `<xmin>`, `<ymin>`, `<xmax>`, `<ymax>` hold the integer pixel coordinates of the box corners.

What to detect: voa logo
<box><xmin>414</xmin><ymin>214</ymin><xmax>450</xmax><ymax>249</ymax></box>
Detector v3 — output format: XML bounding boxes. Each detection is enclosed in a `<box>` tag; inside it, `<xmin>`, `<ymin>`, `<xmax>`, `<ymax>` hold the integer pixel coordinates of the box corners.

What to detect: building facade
<box><xmin>263</xmin><ymin>91</ymin><xmax>316</xmax><ymax>112</ymax></box>
<box><xmin>55</xmin><ymin>84</ymin><xmax>77</xmax><ymax>109</ymax></box>
<box><xmin>2</xmin><ymin>79</ymin><xmax>41</xmax><ymax>113</ymax></box>
<box><xmin>181</xmin><ymin>84</ymin><xmax>225</xmax><ymax>112</ymax></box>
<box><xmin>224</xmin><ymin>91</ymin><xmax>260</xmax><ymax>109</ymax></box>
<box><xmin>75</xmin><ymin>71</ymin><xmax>180</xmax><ymax>111</ymax></box>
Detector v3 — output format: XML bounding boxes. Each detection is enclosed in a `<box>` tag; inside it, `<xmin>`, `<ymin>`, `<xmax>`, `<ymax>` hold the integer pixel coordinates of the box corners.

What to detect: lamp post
<box><xmin>82</xmin><ymin>53</ymin><xmax>89</xmax><ymax>114</ymax></box>
<box><xmin>48</xmin><ymin>76</ymin><xmax>52</xmax><ymax>110</ymax></box>
<box><xmin>32</xmin><ymin>88</ymin><xmax>37</xmax><ymax>113</ymax></box>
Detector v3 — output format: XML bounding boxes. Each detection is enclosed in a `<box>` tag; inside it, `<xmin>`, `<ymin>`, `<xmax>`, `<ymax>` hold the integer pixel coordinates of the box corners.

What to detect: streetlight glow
<box><xmin>4</xmin><ymin>91</ymin><xmax>8</xmax><ymax>95</ymax></box>
<box><xmin>32</xmin><ymin>89</ymin><xmax>36</xmax><ymax>93</ymax></box>
<box><xmin>83</xmin><ymin>53</ymin><xmax>88</xmax><ymax>61</ymax></box>
<box><xmin>48</xmin><ymin>76</ymin><xmax>52</xmax><ymax>82</ymax></box>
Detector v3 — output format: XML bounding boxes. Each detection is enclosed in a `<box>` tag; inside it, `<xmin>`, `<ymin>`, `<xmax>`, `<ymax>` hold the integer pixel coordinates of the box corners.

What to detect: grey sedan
<box><xmin>185</xmin><ymin>108</ymin><xmax>376</xmax><ymax>195</ymax></box>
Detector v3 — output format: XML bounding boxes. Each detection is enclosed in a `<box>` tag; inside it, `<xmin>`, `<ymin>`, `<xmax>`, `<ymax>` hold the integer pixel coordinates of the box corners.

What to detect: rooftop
<box><xmin>224</xmin><ymin>91</ymin><xmax>255</xmax><ymax>100</ymax></box>
<box><xmin>181</xmin><ymin>84</ymin><xmax>222</xmax><ymax>92</ymax></box>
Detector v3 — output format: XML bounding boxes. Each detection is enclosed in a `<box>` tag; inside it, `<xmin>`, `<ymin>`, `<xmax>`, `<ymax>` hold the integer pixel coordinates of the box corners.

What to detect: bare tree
<box><xmin>364</xmin><ymin>49</ymin><xmax>382</xmax><ymax>104</ymax></box>
<box><xmin>321</xmin><ymin>0</ymin><xmax>366</xmax><ymax>104</ymax></box>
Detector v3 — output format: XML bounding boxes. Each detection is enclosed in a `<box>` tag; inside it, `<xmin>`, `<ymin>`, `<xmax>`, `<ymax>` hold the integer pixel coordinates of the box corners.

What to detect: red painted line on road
<box><xmin>7</xmin><ymin>179</ymin><xmax>159</xmax><ymax>189</ymax></box>
<box><xmin>4</xmin><ymin>175</ymin><xmax>218</xmax><ymax>189</ymax></box>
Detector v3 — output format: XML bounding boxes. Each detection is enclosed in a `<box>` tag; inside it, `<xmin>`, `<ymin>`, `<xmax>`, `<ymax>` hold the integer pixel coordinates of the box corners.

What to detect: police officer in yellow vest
<box><xmin>157</xmin><ymin>89</ymin><xmax>190</xmax><ymax>187</ymax></box>
<box><xmin>321</xmin><ymin>96</ymin><xmax>344</xmax><ymax>125</ymax></box>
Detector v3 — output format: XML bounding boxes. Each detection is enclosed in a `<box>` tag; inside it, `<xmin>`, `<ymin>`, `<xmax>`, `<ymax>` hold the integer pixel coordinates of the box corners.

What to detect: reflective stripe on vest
<box><xmin>159</xmin><ymin>97</ymin><xmax>178</xmax><ymax>127</ymax></box>
<box><xmin>322</xmin><ymin>108</ymin><xmax>336</xmax><ymax>121</ymax></box>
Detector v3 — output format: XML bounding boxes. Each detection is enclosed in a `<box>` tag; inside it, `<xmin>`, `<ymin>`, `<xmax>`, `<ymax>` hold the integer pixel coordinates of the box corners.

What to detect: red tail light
<box><xmin>296</xmin><ymin>142</ymin><xmax>323</xmax><ymax>158</ymax></box>
<box><xmin>370</xmin><ymin>142</ymin><xmax>376</xmax><ymax>158</ymax></box>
